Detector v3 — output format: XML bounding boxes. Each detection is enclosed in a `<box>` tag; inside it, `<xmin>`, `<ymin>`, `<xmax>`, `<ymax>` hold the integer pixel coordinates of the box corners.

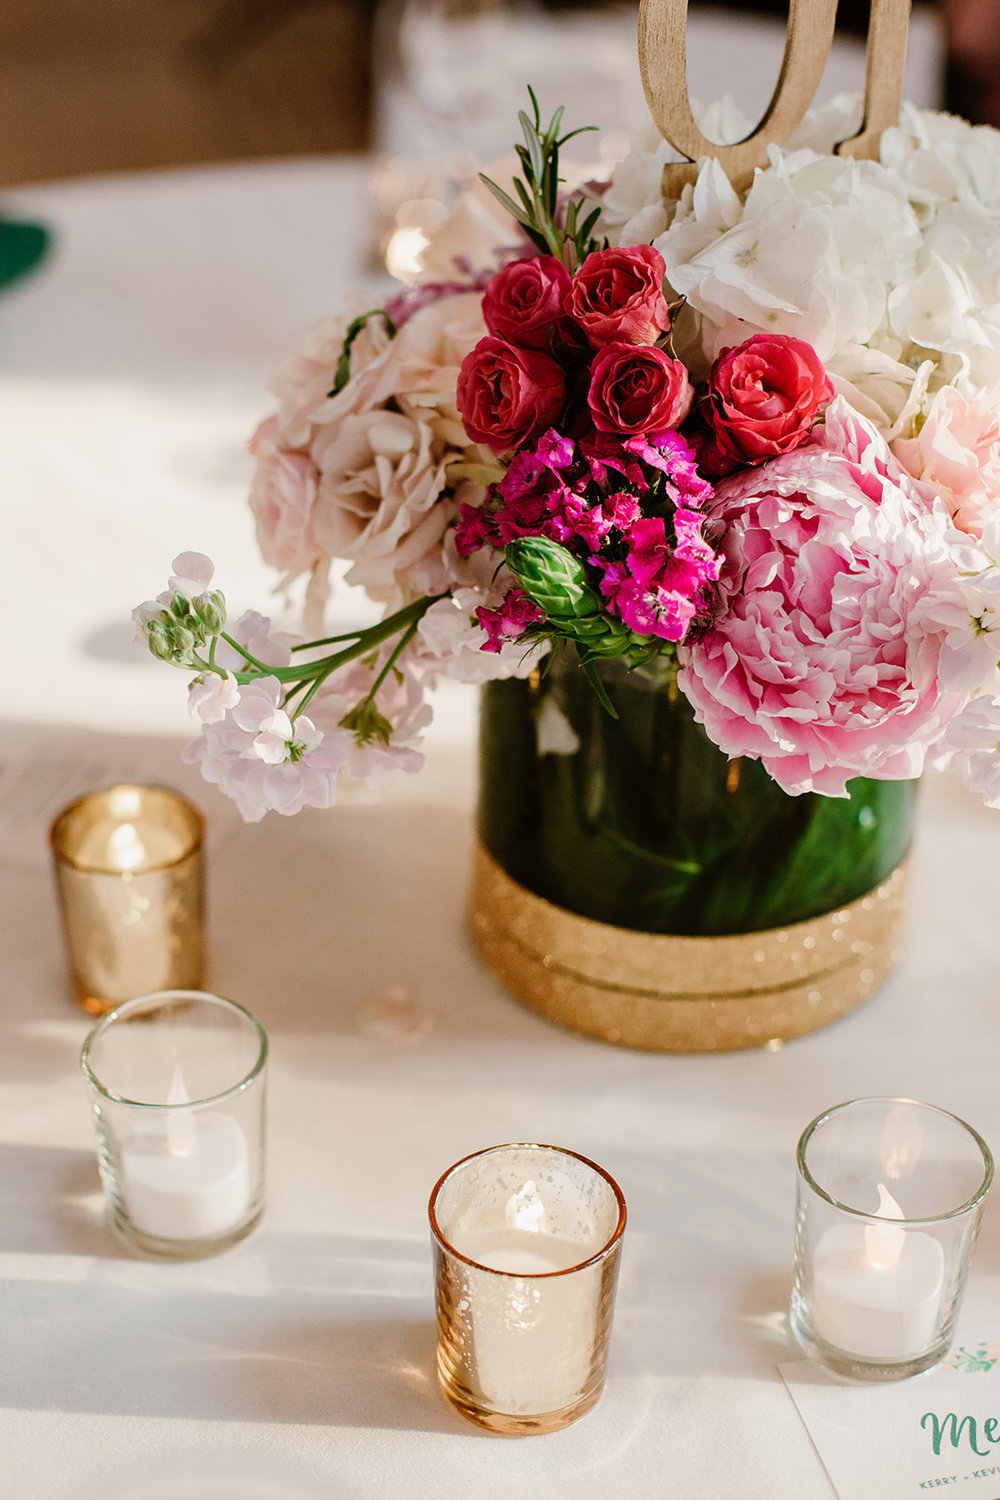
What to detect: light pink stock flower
<box><xmin>215</xmin><ymin>609</ymin><xmax>292</xmax><ymax>672</ymax></box>
<box><xmin>679</xmin><ymin>399</ymin><xmax>966</xmax><ymax>796</ymax></box>
<box><xmin>892</xmin><ymin>383</ymin><xmax>1000</xmax><ymax>539</ymax></box>
<box><xmin>308</xmin><ymin>658</ymin><xmax>433</xmax><ymax>789</ymax></box>
<box><xmin>183</xmin><ymin>677</ymin><xmax>344</xmax><ymax>822</ymax></box>
<box><xmin>187</xmin><ymin>672</ymin><xmax>240</xmax><ymax>725</ymax></box>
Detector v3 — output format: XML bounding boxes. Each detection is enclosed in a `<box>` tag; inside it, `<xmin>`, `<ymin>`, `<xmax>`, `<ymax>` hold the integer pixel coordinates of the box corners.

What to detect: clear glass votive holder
<box><xmin>790</xmin><ymin>1097</ymin><xmax>993</xmax><ymax>1381</ymax></box>
<box><xmin>81</xmin><ymin>990</ymin><xmax>267</xmax><ymax>1259</ymax></box>
<box><xmin>50</xmin><ymin>784</ymin><xmax>205</xmax><ymax>1014</ymax></box>
<box><xmin>429</xmin><ymin>1143</ymin><xmax>627</xmax><ymax>1435</ymax></box>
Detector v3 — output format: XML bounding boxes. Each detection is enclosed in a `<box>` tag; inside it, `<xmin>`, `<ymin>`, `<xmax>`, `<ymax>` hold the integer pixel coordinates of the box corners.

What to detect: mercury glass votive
<box><xmin>790</xmin><ymin>1097</ymin><xmax>993</xmax><ymax>1381</ymax></box>
<box><xmin>429</xmin><ymin>1143</ymin><xmax>627</xmax><ymax>1435</ymax></box>
<box><xmin>50</xmin><ymin>784</ymin><xmax>205</xmax><ymax>1014</ymax></box>
<box><xmin>81</xmin><ymin>989</ymin><xmax>267</xmax><ymax>1259</ymax></box>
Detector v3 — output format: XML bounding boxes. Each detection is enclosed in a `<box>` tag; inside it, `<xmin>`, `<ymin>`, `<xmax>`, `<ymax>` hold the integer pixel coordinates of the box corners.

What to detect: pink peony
<box><xmin>248</xmin><ymin>416</ymin><xmax>322</xmax><ymax>576</ymax></box>
<box><xmin>457</xmin><ymin>336</ymin><xmax>566</xmax><ymax>454</ymax></box>
<box><xmin>678</xmin><ymin>399</ymin><xmax>966</xmax><ymax>796</ymax></box>
<box><xmin>588</xmin><ymin>343</ymin><xmax>693</xmax><ymax>435</ymax></box>
<box><xmin>703</xmin><ymin>334</ymin><xmax>833</xmax><ymax>472</ymax></box>
<box><xmin>482</xmin><ymin>255</ymin><xmax>573</xmax><ymax>350</ymax></box>
<box><xmin>892</xmin><ymin>382</ymin><xmax>1000</xmax><ymax>539</ymax></box>
<box><xmin>566</xmin><ymin>244</ymin><xmax>671</xmax><ymax>348</ymax></box>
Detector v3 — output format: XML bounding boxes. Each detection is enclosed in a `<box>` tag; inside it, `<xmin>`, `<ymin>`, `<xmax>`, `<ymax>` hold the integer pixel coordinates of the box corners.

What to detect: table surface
<box><xmin>4</xmin><ymin>134</ymin><xmax>1000</xmax><ymax>1500</ymax></box>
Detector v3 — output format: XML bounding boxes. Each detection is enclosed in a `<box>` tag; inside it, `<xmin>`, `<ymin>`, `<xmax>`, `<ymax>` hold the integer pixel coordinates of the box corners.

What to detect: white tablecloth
<box><xmin>3</xmin><ymin>148</ymin><xmax>1000</xmax><ymax>1500</ymax></box>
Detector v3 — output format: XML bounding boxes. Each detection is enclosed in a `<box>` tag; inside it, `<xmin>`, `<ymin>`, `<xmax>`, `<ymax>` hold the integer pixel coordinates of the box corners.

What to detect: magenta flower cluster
<box><xmin>455</xmin><ymin>244</ymin><xmax>729</xmax><ymax>652</ymax></box>
<box><xmin>456</xmin><ymin>424</ymin><xmax>721</xmax><ymax>649</ymax></box>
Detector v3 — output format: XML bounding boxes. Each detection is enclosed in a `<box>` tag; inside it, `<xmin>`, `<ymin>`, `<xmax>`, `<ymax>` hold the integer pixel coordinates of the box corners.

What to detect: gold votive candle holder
<box><xmin>429</xmin><ymin>1143</ymin><xmax>627</xmax><ymax>1435</ymax></box>
<box><xmin>50</xmin><ymin>784</ymin><xmax>205</xmax><ymax>1014</ymax></box>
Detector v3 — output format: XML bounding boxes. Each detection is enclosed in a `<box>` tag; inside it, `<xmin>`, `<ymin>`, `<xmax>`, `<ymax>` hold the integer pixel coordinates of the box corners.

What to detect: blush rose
<box><xmin>566</xmin><ymin>243</ymin><xmax>671</xmax><ymax>347</ymax></box>
<box><xmin>704</xmin><ymin>334</ymin><xmax>833</xmax><ymax>470</ymax></box>
<box><xmin>587</xmin><ymin>343</ymin><xmax>693</xmax><ymax>435</ymax></box>
<box><xmin>457</xmin><ymin>336</ymin><xmax>566</xmax><ymax>455</ymax></box>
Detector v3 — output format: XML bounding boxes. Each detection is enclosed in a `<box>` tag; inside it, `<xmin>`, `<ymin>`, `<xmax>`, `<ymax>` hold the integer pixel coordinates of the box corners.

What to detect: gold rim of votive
<box><xmin>428</xmin><ymin>1142</ymin><xmax>628</xmax><ymax>1276</ymax></box>
<box><xmin>50</xmin><ymin>783</ymin><xmax>204</xmax><ymax>874</ymax></box>
<box><xmin>80</xmin><ymin>989</ymin><xmax>269</xmax><ymax>1111</ymax></box>
<box><xmin>797</xmin><ymin>1096</ymin><xmax>995</xmax><ymax>1225</ymax></box>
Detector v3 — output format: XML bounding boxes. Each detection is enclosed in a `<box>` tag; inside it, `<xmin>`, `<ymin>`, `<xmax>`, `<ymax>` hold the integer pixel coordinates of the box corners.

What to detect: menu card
<box><xmin>780</xmin><ymin>1328</ymin><xmax>1000</xmax><ymax>1499</ymax></box>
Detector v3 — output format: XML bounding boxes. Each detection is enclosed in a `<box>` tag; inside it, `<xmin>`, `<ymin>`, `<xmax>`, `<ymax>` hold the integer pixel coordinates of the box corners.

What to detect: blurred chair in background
<box><xmin>0</xmin><ymin>0</ymin><xmax>372</xmax><ymax>186</ymax></box>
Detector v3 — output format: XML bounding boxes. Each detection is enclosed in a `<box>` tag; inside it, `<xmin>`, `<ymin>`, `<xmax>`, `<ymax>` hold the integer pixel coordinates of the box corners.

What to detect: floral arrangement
<box><xmin>136</xmin><ymin>93</ymin><xmax>1000</xmax><ymax>820</ymax></box>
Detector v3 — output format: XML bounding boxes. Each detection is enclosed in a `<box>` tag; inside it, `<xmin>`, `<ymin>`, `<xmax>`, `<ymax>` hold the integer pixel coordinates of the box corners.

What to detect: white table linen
<box><xmin>2</xmin><ymin>150</ymin><xmax>999</xmax><ymax>1500</ymax></box>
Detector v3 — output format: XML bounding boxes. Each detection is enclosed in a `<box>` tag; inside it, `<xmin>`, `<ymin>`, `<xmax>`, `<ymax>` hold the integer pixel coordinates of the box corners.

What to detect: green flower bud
<box><xmin>145</xmin><ymin>618</ymin><xmax>174</xmax><ymax>661</ymax></box>
<box><xmin>339</xmin><ymin>699</ymin><xmax>393</xmax><ymax>747</ymax></box>
<box><xmin>167</xmin><ymin>622</ymin><xmax>197</xmax><ymax>665</ymax></box>
<box><xmin>195</xmin><ymin>589</ymin><xmax>226</xmax><ymax>636</ymax></box>
<box><xmin>505</xmin><ymin>537</ymin><xmax>602</xmax><ymax>620</ymax></box>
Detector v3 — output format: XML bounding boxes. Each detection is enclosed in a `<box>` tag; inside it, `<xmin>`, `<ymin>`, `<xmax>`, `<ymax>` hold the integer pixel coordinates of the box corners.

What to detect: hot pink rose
<box><xmin>248</xmin><ymin>416</ymin><xmax>322</xmax><ymax>575</ymax></box>
<box><xmin>678</xmin><ymin>399</ymin><xmax>965</xmax><ymax>796</ymax></box>
<box><xmin>588</xmin><ymin>343</ymin><xmax>693</xmax><ymax>435</ymax></box>
<box><xmin>482</xmin><ymin>255</ymin><xmax>573</xmax><ymax>350</ymax></box>
<box><xmin>457</xmin><ymin>336</ymin><xmax>566</xmax><ymax>455</ymax></box>
<box><xmin>704</xmin><ymin>334</ymin><xmax>833</xmax><ymax>471</ymax></box>
<box><xmin>566</xmin><ymin>243</ymin><xmax>671</xmax><ymax>347</ymax></box>
<box><xmin>892</xmin><ymin>382</ymin><xmax>1000</xmax><ymax>539</ymax></box>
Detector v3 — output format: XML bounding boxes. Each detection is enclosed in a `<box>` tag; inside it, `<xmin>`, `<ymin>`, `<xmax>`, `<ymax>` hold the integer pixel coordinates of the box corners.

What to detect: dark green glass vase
<box><xmin>472</xmin><ymin>647</ymin><xmax>916</xmax><ymax>1050</ymax></box>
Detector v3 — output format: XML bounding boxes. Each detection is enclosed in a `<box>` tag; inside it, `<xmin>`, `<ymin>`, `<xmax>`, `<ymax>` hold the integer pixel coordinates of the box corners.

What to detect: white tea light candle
<box><xmin>119</xmin><ymin>1110</ymin><xmax>251</xmax><ymax>1243</ymax></box>
<box><xmin>430</xmin><ymin>1145</ymin><xmax>626</xmax><ymax>1435</ymax></box>
<box><xmin>790</xmin><ymin>1098</ymin><xmax>993</xmax><ymax>1381</ymax></box>
<box><xmin>448</xmin><ymin>1180</ymin><xmax>604</xmax><ymax>1415</ymax></box>
<box><xmin>810</xmin><ymin>1186</ymin><xmax>945</xmax><ymax>1360</ymax></box>
<box><xmin>81</xmin><ymin>990</ymin><xmax>267</xmax><ymax>1259</ymax></box>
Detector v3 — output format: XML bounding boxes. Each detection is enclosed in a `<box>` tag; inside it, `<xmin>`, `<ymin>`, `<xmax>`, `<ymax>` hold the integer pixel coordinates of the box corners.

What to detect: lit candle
<box><xmin>449</xmin><ymin>1180</ymin><xmax>604</xmax><ymax>1416</ymax></box>
<box><xmin>118</xmin><ymin>1067</ymin><xmax>251</xmax><ymax>1243</ymax></box>
<box><xmin>811</xmin><ymin>1185</ymin><xmax>945</xmax><ymax>1360</ymax></box>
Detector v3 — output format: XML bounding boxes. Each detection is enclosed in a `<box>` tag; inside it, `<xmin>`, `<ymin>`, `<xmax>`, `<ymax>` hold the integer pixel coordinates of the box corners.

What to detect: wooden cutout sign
<box><xmin>637</xmin><ymin>0</ymin><xmax>913</xmax><ymax>198</ymax></box>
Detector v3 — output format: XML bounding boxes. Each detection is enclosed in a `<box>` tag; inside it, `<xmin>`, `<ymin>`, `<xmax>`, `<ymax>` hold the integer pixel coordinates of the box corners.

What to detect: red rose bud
<box><xmin>566</xmin><ymin>243</ymin><xmax>671</xmax><ymax>348</ymax></box>
<box><xmin>457</xmin><ymin>336</ymin><xmax>567</xmax><ymax>456</ymax></box>
<box><xmin>587</xmin><ymin>343</ymin><xmax>693</xmax><ymax>435</ymax></box>
<box><xmin>705</xmin><ymin>333</ymin><xmax>834</xmax><ymax>468</ymax></box>
<box><xmin>482</xmin><ymin>255</ymin><xmax>573</xmax><ymax>351</ymax></box>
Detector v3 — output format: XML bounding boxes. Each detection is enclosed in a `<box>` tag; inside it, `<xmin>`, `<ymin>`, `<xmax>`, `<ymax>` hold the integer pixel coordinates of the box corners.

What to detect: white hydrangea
<box><xmin>597</xmin><ymin>98</ymin><xmax>1000</xmax><ymax>432</ymax></box>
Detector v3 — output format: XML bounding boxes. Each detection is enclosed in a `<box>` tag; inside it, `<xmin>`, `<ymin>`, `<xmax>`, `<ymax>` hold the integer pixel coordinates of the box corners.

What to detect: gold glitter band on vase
<box><xmin>470</xmin><ymin>842</ymin><xmax>908</xmax><ymax>1053</ymax></box>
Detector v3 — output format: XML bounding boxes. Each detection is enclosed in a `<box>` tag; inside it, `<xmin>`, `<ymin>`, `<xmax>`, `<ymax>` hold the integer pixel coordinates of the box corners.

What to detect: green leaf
<box><xmin>329</xmin><ymin>309</ymin><xmax>396</xmax><ymax>396</ymax></box>
<box><xmin>557</xmin><ymin>124</ymin><xmax>599</xmax><ymax>148</ymax></box>
<box><xmin>518</xmin><ymin>110</ymin><xmax>545</xmax><ymax>183</ymax></box>
<box><xmin>576</xmin><ymin>652</ymin><xmax>619</xmax><ymax>719</ymax></box>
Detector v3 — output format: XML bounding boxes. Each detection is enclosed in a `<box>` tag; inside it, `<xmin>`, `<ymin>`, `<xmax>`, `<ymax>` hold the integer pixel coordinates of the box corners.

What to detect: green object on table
<box><xmin>0</xmin><ymin>218</ymin><xmax>50</xmax><ymax>292</ymax></box>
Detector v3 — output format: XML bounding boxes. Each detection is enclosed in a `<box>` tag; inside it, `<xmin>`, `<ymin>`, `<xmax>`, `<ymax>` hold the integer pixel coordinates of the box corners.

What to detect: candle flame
<box><xmin>864</xmin><ymin>1183</ymin><xmax>907</xmax><ymax>1271</ymax></box>
<box><xmin>165</xmin><ymin>1063</ymin><xmax>196</xmax><ymax>1157</ymax></box>
<box><xmin>108</xmin><ymin>821</ymin><xmax>146</xmax><ymax>871</ymax></box>
<box><xmin>505</xmin><ymin>1180</ymin><xmax>546</xmax><ymax>1234</ymax></box>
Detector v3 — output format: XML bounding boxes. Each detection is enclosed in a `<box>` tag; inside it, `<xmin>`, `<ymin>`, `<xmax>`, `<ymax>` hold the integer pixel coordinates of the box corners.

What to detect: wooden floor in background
<box><xmin>0</xmin><ymin>0</ymin><xmax>372</xmax><ymax>187</ymax></box>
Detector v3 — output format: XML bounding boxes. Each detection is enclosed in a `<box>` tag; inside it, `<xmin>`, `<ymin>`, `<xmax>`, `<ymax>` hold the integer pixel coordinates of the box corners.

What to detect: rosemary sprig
<box><xmin>479</xmin><ymin>87</ymin><xmax>603</xmax><ymax>269</ymax></box>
